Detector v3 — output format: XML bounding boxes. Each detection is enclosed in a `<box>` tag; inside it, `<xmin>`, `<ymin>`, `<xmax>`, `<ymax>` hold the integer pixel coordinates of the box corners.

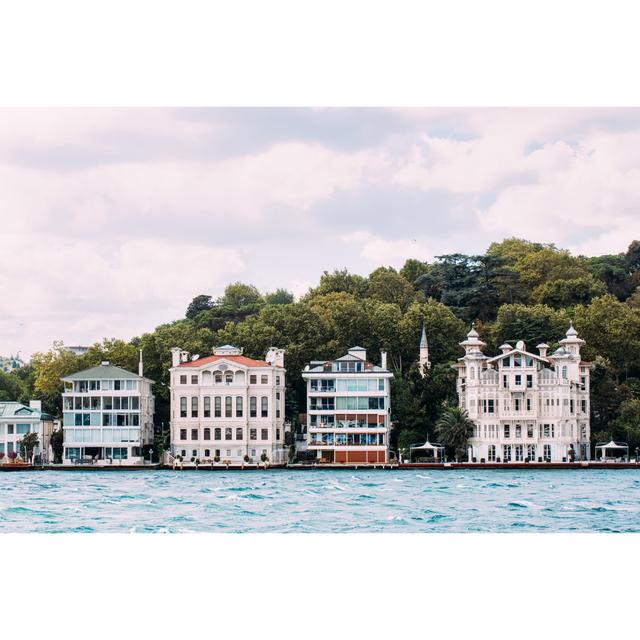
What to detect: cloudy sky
<box><xmin>1</xmin><ymin>107</ymin><xmax>640</xmax><ymax>358</ymax></box>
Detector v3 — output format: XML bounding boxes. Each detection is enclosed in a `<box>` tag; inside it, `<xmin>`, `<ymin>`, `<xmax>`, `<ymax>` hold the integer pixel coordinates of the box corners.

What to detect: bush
<box><xmin>214</xmin><ymin>455</ymin><xmax>220</xmax><ymax>463</ymax></box>
<box><xmin>8</xmin><ymin>451</ymin><xmax>17</xmax><ymax>461</ymax></box>
<box><xmin>260</xmin><ymin>453</ymin><xmax>269</xmax><ymax>463</ymax></box>
<box><xmin>243</xmin><ymin>454</ymin><xmax>250</xmax><ymax>463</ymax></box>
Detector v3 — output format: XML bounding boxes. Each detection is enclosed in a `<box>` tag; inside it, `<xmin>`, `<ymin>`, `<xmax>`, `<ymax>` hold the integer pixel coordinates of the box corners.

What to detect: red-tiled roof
<box><xmin>178</xmin><ymin>354</ymin><xmax>270</xmax><ymax>368</ymax></box>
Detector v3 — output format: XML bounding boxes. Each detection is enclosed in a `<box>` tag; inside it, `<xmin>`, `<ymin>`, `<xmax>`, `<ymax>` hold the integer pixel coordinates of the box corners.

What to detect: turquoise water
<box><xmin>1</xmin><ymin>469</ymin><xmax>639</xmax><ymax>533</ymax></box>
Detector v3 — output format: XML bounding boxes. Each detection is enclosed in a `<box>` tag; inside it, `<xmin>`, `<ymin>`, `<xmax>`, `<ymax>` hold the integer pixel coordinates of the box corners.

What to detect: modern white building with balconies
<box><xmin>169</xmin><ymin>345</ymin><xmax>288</xmax><ymax>464</ymax></box>
<box><xmin>61</xmin><ymin>358</ymin><xmax>155</xmax><ymax>464</ymax></box>
<box><xmin>302</xmin><ymin>346</ymin><xmax>393</xmax><ymax>463</ymax></box>
<box><xmin>453</xmin><ymin>323</ymin><xmax>592</xmax><ymax>463</ymax></box>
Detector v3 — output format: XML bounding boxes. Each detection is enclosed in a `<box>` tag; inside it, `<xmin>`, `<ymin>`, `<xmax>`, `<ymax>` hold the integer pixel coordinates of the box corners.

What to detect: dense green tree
<box><xmin>399</xmin><ymin>258</ymin><xmax>430</xmax><ymax>286</ymax></box>
<box><xmin>575</xmin><ymin>295</ymin><xmax>640</xmax><ymax>378</ymax></box>
<box><xmin>304</xmin><ymin>268</ymin><xmax>369</xmax><ymax>300</ymax></box>
<box><xmin>264</xmin><ymin>289</ymin><xmax>295</xmax><ymax>305</ymax></box>
<box><xmin>186</xmin><ymin>294</ymin><xmax>214</xmax><ymax>319</ymax></box>
<box><xmin>366</xmin><ymin>266</ymin><xmax>418</xmax><ymax>310</ymax></box>
<box><xmin>585</xmin><ymin>254</ymin><xmax>633</xmax><ymax>300</ymax></box>
<box><xmin>531</xmin><ymin>276</ymin><xmax>606</xmax><ymax>309</ymax></box>
<box><xmin>491</xmin><ymin>304</ymin><xmax>570</xmax><ymax>352</ymax></box>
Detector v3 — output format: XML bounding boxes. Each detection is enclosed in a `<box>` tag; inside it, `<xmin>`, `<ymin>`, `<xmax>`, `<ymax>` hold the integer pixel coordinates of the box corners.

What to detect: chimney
<box><xmin>29</xmin><ymin>400</ymin><xmax>42</xmax><ymax>412</ymax></box>
<box><xmin>138</xmin><ymin>349</ymin><xmax>144</xmax><ymax>377</ymax></box>
<box><xmin>171</xmin><ymin>347</ymin><xmax>181</xmax><ymax>367</ymax></box>
<box><xmin>381</xmin><ymin>351</ymin><xmax>388</xmax><ymax>370</ymax></box>
<box><xmin>537</xmin><ymin>343</ymin><xmax>549</xmax><ymax>359</ymax></box>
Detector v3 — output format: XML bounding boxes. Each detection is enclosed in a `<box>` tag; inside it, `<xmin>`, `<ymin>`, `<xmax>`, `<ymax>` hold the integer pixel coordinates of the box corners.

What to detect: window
<box><xmin>180</xmin><ymin>429</ymin><xmax>187</xmax><ymax>441</ymax></box>
<box><xmin>488</xmin><ymin>445</ymin><xmax>496</xmax><ymax>462</ymax></box>
<box><xmin>514</xmin><ymin>398</ymin><xmax>521</xmax><ymax>412</ymax></box>
<box><xmin>527</xmin><ymin>444</ymin><xmax>536</xmax><ymax>460</ymax></box>
<box><xmin>526</xmin><ymin>374</ymin><xmax>533</xmax><ymax>388</ymax></box>
<box><xmin>261</xmin><ymin>428</ymin><xmax>268</xmax><ymax>440</ymax></box>
<box><xmin>191</xmin><ymin>375</ymin><xmax>198</xmax><ymax>385</ymax></box>
<box><xmin>543</xmin><ymin>444</ymin><xmax>551</xmax><ymax>462</ymax></box>
<box><xmin>225</xmin><ymin>372</ymin><xmax>233</xmax><ymax>384</ymax></box>
<box><xmin>527</xmin><ymin>424</ymin><xmax>534</xmax><ymax>438</ymax></box>
<box><xmin>515</xmin><ymin>374</ymin><xmax>522</xmax><ymax>386</ymax></box>
<box><xmin>250</xmin><ymin>397</ymin><xmax>257</xmax><ymax>418</ymax></box>
<box><xmin>7</xmin><ymin>424</ymin><xmax>15</xmax><ymax>435</ymax></box>
<box><xmin>180</xmin><ymin>375</ymin><xmax>187</xmax><ymax>384</ymax></box>
<box><xmin>224</xmin><ymin>396</ymin><xmax>232</xmax><ymax>417</ymax></box>
<box><xmin>502</xmin><ymin>375</ymin><xmax>508</xmax><ymax>389</ymax></box>
<box><xmin>261</xmin><ymin>375</ymin><xmax>268</xmax><ymax>384</ymax></box>
<box><xmin>503</xmin><ymin>444</ymin><xmax>512</xmax><ymax>462</ymax></box>
<box><xmin>276</xmin><ymin>429</ymin><xmax>280</xmax><ymax>440</ymax></box>
<box><xmin>236</xmin><ymin>428</ymin><xmax>243</xmax><ymax>440</ymax></box>
<box><xmin>526</xmin><ymin>398</ymin><xmax>531</xmax><ymax>411</ymax></box>
<box><xmin>515</xmin><ymin>444</ymin><xmax>524</xmax><ymax>462</ymax></box>
<box><xmin>250</xmin><ymin>375</ymin><xmax>257</xmax><ymax>384</ymax></box>
<box><xmin>504</xmin><ymin>425</ymin><xmax>510</xmax><ymax>438</ymax></box>
<box><xmin>180</xmin><ymin>397</ymin><xmax>187</xmax><ymax>418</ymax></box>
<box><xmin>250</xmin><ymin>429</ymin><xmax>257</xmax><ymax>440</ymax></box>
<box><xmin>192</xmin><ymin>449</ymin><xmax>198</xmax><ymax>457</ymax></box>
<box><xmin>276</xmin><ymin>376</ymin><xmax>280</xmax><ymax>385</ymax></box>
<box><xmin>225</xmin><ymin>428</ymin><xmax>232</xmax><ymax>441</ymax></box>
<box><xmin>236</xmin><ymin>396</ymin><xmax>243</xmax><ymax>417</ymax></box>
<box><xmin>204</xmin><ymin>428</ymin><xmax>211</xmax><ymax>440</ymax></box>
<box><xmin>191</xmin><ymin>396</ymin><xmax>198</xmax><ymax>418</ymax></box>
<box><xmin>214</xmin><ymin>428</ymin><xmax>221</xmax><ymax>440</ymax></box>
<box><xmin>191</xmin><ymin>428</ymin><xmax>198</xmax><ymax>440</ymax></box>
<box><xmin>581</xmin><ymin>399</ymin><xmax>587</xmax><ymax>413</ymax></box>
<box><xmin>214</xmin><ymin>372</ymin><xmax>222</xmax><ymax>383</ymax></box>
<box><xmin>515</xmin><ymin>425</ymin><xmax>522</xmax><ymax>438</ymax></box>
<box><xmin>204</xmin><ymin>449</ymin><xmax>210</xmax><ymax>457</ymax></box>
<box><xmin>570</xmin><ymin>399</ymin><xmax>574</xmax><ymax>414</ymax></box>
<box><xmin>204</xmin><ymin>397</ymin><xmax>211</xmax><ymax>418</ymax></box>
<box><xmin>261</xmin><ymin>397</ymin><xmax>268</xmax><ymax>417</ymax></box>
<box><xmin>214</xmin><ymin>397</ymin><xmax>221</xmax><ymax>418</ymax></box>
<box><xmin>562</xmin><ymin>366</ymin><xmax>567</xmax><ymax>379</ymax></box>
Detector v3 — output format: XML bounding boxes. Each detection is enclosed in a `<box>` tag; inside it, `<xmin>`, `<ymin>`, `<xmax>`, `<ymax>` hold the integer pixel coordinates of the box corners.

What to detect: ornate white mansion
<box><xmin>169</xmin><ymin>345</ymin><xmax>288</xmax><ymax>464</ymax></box>
<box><xmin>453</xmin><ymin>324</ymin><xmax>592</xmax><ymax>463</ymax></box>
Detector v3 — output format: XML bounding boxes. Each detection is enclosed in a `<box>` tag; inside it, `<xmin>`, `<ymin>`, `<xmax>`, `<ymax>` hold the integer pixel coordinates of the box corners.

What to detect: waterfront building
<box><xmin>302</xmin><ymin>346</ymin><xmax>393</xmax><ymax>463</ymax></box>
<box><xmin>61</xmin><ymin>357</ymin><xmax>155</xmax><ymax>463</ymax></box>
<box><xmin>169</xmin><ymin>345</ymin><xmax>288</xmax><ymax>464</ymax></box>
<box><xmin>0</xmin><ymin>400</ymin><xmax>54</xmax><ymax>462</ymax></box>
<box><xmin>453</xmin><ymin>323</ymin><xmax>593</xmax><ymax>463</ymax></box>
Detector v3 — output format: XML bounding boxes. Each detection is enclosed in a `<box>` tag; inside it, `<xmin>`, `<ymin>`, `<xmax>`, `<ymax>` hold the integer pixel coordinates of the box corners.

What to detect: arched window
<box><xmin>214</xmin><ymin>371</ymin><xmax>223</xmax><ymax>384</ymax></box>
<box><xmin>214</xmin><ymin>428</ymin><xmax>221</xmax><ymax>440</ymax></box>
<box><xmin>225</xmin><ymin>371</ymin><xmax>234</xmax><ymax>384</ymax></box>
<box><xmin>236</xmin><ymin>396</ymin><xmax>243</xmax><ymax>417</ymax></box>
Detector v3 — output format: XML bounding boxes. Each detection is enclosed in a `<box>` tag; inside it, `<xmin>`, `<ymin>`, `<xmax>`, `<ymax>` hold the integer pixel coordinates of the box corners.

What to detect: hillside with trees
<box><xmin>4</xmin><ymin>238</ymin><xmax>640</xmax><ymax>454</ymax></box>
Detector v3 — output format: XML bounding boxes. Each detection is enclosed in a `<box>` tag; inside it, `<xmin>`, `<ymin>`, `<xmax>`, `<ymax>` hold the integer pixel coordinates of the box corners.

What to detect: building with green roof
<box><xmin>0</xmin><ymin>400</ymin><xmax>55</xmax><ymax>463</ymax></box>
<box><xmin>61</xmin><ymin>357</ymin><xmax>155</xmax><ymax>465</ymax></box>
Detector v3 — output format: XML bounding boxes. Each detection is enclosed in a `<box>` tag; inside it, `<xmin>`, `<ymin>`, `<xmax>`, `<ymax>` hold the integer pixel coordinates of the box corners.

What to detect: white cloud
<box><xmin>2</xmin><ymin>108</ymin><xmax>640</xmax><ymax>357</ymax></box>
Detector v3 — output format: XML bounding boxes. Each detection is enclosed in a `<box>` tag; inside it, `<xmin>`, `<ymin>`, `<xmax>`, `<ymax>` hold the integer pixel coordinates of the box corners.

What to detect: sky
<box><xmin>1</xmin><ymin>107</ymin><xmax>640</xmax><ymax>359</ymax></box>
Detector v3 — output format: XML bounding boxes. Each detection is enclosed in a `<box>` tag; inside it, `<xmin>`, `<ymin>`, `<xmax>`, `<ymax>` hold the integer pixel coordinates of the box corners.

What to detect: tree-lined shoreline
<box><xmin>2</xmin><ymin>237</ymin><xmax>639</xmax><ymax>454</ymax></box>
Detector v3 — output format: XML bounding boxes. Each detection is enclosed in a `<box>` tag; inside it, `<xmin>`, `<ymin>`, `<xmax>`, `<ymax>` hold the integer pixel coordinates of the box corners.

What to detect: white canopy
<box><xmin>412</xmin><ymin>441</ymin><xmax>443</xmax><ymax>450</ymax></box>
<box><xmin>595</xmin><ymin>440</ymin><xmax>627</xmax><ymax>450</ymax></box>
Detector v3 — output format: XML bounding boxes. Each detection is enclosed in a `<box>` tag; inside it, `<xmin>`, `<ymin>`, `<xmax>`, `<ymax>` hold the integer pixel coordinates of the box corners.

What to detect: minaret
<box><xmin>419</xmin><ymin>324</ymin><xmax>431</xmax><ymax>377</ymax></box>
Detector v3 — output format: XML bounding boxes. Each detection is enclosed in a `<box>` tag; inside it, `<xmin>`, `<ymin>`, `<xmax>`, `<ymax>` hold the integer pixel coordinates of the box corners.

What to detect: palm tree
<box><xmin>435</xmin><ymin>406</ymin><xmax>475</xmax><ymax>462</ymax></box>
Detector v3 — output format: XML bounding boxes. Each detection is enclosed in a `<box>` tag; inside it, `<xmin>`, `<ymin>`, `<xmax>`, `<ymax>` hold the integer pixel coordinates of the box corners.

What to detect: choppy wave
<box><xmin>1</xmin><ymin>469</ymin><xmax>640</xmax><ymax>533</ymax></box>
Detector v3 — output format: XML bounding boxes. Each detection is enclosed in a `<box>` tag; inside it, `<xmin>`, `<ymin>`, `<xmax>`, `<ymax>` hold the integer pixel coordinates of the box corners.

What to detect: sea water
<box><xmin>1</xmin><ymin>469</ymin><xmax>639</xmax><ymax>533</ymax></box>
